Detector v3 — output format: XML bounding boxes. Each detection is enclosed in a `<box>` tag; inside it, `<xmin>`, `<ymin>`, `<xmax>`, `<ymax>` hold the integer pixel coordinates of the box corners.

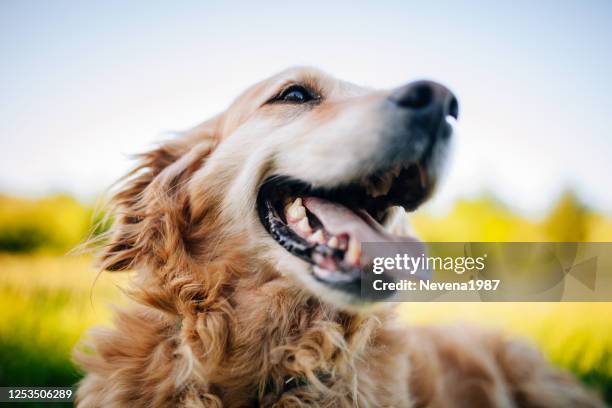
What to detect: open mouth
<box><xmin>256</xmin><ymin>162</ymin><xmax>433</xmax><ymax>295</ymax></box>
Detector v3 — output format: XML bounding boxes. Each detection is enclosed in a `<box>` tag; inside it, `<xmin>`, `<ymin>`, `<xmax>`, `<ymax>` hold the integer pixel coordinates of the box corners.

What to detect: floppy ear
<box><xmin>99</xmin><ymin>117</ymin><xmax>221</xmax><ymax>272</ymax></box>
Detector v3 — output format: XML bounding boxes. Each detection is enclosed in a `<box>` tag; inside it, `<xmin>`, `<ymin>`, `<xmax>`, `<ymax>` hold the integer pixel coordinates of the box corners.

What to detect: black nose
<box><xmin>390</xmin><ymin>80</ymin><xmax>459</xmax><ymax>121</ymax></box>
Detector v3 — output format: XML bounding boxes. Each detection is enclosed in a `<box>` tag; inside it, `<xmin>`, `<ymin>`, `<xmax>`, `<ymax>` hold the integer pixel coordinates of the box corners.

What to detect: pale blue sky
<box><xmin>1</xmin><ymin>0</ymin><xmax>611</xmax><ymax>214</ymax></box>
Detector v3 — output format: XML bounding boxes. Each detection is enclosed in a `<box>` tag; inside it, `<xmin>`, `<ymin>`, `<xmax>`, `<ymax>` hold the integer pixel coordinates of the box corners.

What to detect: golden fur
<box><xmin>75</xmin><ymin>67</ymin><xmax>603</xmax><ymax>407</ymax></box>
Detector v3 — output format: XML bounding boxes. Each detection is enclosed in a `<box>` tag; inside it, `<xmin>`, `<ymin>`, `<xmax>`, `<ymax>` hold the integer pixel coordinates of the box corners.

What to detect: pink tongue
<box><xmin>302</xmin><ymin>196</ymin><xmax>417</xmax><ymax>243</ymax></box>
<box><xmin>303</xmin><ymin>196</ymin><xmax>429</xmax><ymax>280</ymax></box>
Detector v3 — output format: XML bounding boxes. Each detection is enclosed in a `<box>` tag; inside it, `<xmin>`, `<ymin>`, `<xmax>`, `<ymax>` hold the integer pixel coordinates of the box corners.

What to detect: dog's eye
<box><xmin>278</xmin><ymin>85</ymin><xmax>314</xmax><ymax>104</ymax></box>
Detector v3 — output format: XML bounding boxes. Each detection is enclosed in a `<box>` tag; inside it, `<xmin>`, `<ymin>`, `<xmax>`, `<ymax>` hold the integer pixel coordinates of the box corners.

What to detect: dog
<box><xmin>75</xmin><ymin>67</ymin><xmax>602</xmax><ymax>407</ymax></box>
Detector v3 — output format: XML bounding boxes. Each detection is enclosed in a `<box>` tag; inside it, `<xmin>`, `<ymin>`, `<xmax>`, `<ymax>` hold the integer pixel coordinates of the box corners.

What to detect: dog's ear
<box><xmin>99</xmin><ymin>117</ymin><xmax>222</xmax><ymax>272</ymax></box>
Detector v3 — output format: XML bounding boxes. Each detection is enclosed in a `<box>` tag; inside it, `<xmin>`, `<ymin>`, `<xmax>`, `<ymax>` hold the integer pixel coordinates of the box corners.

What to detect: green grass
<box><xmin>0</xmin><ymin>255</ymin><xmax>128</xmax><ymax>397</ymax></box>
<box><xmin>0</xmin><ymin>255</ymin><xmax>611</xmax><ymax>404</ymax></box>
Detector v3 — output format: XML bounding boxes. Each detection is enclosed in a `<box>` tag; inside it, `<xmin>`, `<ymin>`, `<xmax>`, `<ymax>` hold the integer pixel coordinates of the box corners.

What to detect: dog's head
<box><xmin>101</xmin><ymin>67</ymin><xmax>458</xmax><ymax>309</ymax></box>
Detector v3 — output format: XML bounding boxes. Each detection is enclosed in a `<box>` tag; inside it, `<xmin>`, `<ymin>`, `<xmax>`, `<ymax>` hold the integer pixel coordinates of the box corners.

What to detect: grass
<box><xmin>0</xmin><ymin>254</ymin><xmax>128</xmax><ymax>406</ymax></box>
<box><xmin>0</xmin><ymin>255</ymin><xmax>611</xmax><ymax>404</ymax></box>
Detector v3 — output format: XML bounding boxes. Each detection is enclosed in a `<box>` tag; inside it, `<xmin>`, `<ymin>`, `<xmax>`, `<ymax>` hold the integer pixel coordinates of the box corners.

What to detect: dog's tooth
<box><xmin>297</xmin><ymin>217</ymin><xmax>312</xmax><ymax>234</ymax></box>
<box><xmin>308</xmin><ymin>230</ymin><xmax>325</xmax><ymax>244</ymax></box>
<box><xmin>290</xmin><ymin>206</ymin><xmax>307</xmax><ymax>221</ymax></box>
<box><xmin>328</xmin><ymin>236</ymin><xmax>339</xmax><ymax>248</ymax></box>
<box><xmin>286</xmin><ymin>197</ymin><xmax>306</xmax><ymax>221</ymax></box>
<box><xmin>345</xmin><ymin>237</ymin><xmax>361</xmax><ymax>266</ymax></box>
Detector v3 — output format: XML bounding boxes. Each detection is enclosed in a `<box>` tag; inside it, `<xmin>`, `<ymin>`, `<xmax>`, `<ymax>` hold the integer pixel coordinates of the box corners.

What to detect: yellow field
<box><xmin>0</xmin><ymin>255</ymin><xmax>128</xmax><ymax>387</ymax></box>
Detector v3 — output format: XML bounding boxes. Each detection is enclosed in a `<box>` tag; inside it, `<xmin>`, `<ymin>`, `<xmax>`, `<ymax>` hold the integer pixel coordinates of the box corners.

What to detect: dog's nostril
<box><xmin>448</xmin><ymin>96</ymin><xmax>459</xmax><ymax>120</ymax></box>
<box><xmin>395</xmin><ymin>83</ymin><xmax>433</xmax><ymax>110</ymax></box>
<box><xmin>391</xmin><ymin>80</ymin><xmax>459</xmax><ymax>123</ymax></box>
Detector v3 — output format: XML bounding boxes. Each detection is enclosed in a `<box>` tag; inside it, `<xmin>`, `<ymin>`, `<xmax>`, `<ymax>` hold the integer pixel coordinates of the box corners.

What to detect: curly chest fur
<box><xmin>171</xmin><ymin>278</ymin><xmax>411</xmax><ymax>407</ymax></box>
<box><xmin>75</xmin><ymin>258</ymin><xmax>410</xmax><ymax>408</ymax></box>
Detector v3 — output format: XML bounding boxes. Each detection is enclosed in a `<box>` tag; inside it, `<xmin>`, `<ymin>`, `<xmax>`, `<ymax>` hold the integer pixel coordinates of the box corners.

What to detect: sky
<box><xmin>1</xmin><ymin>0</ymin><xmax>611</xmax><ymax>215</ymax></box>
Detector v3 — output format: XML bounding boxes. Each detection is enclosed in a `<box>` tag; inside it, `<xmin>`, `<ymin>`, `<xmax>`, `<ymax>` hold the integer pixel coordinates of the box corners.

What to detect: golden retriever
<box><xmin>75</xmin><ymin>67</ymin><xmax>602</xmax><ymax>407</ymax></box>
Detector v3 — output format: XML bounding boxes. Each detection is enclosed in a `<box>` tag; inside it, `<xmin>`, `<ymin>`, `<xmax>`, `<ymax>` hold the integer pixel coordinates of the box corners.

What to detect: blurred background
<box><xmin>1</xmin><ymin>0</ymin><xmax>612</xmax><ymax>404</ymax></box>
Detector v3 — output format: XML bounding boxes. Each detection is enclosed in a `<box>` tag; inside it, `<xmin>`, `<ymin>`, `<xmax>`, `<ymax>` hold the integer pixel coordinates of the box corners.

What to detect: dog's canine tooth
<box><xmin>286</xmin><ymin>197</ymin><xmax>306</xmax><ymax>221</ymax></box>
<box><xmin>328</xmin><ymin>236</ymin><xmax>339</xmax><ymax>248</ymax></box>
<box><xmin>308</xmin><ymin>230</ymin><xmax>325</xmax><ymax>244</ymax></box>
<box><xmin>345</xmin><ymin>237</ymin><xmax>361</xmax><ymax>265</ymax></box>
<box><xmin>297</xmin><ymin>217</ymin><xmax>312</xmax><ymax>234</ymax></box>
